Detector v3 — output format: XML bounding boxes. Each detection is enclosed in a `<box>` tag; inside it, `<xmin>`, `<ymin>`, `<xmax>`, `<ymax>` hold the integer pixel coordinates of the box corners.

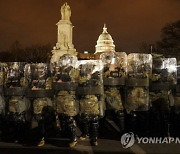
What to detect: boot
<box><xmin>116</xmin><ymin>110</ymin><xmax>125</xmax><ymax>135</ymax></box>
<box><xmin>90</xmin><ymin>117</ymin><xmax>99</xmax><ymax>146</ymax></box>
<box><xmin>80</xmin><ymin>120</ymin><xmax>89</xmax><ymax>141</ymax></box>
<box><xmin>68</xmin><ymin>117</ymin><xmax>78</xmax><ymax>147</ymax></box>
<box><xmin>37</xmin><ymin>137</ymin><xmax>45</xmax><ymax>147</ymax></box>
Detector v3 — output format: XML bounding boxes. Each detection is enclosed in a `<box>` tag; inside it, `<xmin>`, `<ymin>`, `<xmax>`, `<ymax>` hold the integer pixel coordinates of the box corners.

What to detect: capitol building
<box><xmin>51</xmin><ymin>2</ymin><xmax>116</xmax><ymax>63</ymax></box>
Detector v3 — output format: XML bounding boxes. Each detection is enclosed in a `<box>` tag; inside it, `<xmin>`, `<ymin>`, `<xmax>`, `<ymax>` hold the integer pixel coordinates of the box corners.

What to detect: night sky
<box><xmin>0</xmin><ymin>0</ymin><xmax>180</xmax><ymax>53</ymax></box>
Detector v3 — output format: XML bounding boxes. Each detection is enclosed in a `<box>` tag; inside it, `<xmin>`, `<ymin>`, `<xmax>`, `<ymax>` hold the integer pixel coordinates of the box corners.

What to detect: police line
<box><xmin>0</xmin><ymin>52</ymin><xmax>179</xmax><ymax>147</ymax></box>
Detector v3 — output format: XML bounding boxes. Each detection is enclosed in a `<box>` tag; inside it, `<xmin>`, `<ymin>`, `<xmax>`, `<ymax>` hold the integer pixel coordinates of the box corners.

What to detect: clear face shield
<box><xmin>152</xmin><ymin>58</ymin><xmax>177</xmax><ymax>84</ymax></box>
<box><xmin>58</xmin><ymin>54</ymin><xmax>77</xmax><ymax>67</ymax></box>
<box><xmin>7</xmin><ymin>62</ymin><xmax>22</xmax><ymax>79</ymax></box>
<box><xmin>163</xmin><ymin>58</ymin><xmax>177</xmax><ymax>84</ymax></box>
<box><xmin>5</xmin><ymin>62</ymin><xmax>27</xmax><ymax>88</ymax></box>
<box><xmin>100</xmin><ymin>52</ymin><xmax>127</xmax><ymax>78</ymax></box>
<box><xmin>127</xmin><ymin>53</ymin><xmax>152</xmax><ymax>78</ymax></box>
<box><xmin>31</xmin><ymin>63</ymin><xmax>48</xmax><ymax>80</ymax></box>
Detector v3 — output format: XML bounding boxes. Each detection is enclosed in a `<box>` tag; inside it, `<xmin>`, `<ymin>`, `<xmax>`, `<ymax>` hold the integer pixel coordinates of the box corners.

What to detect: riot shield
<box><xmin>125</xmin><ymin>53</ymin><xmax>152</xmax><ymax>113</ymax></box>
<box><xmin>51</xmin><ymin>54</ymin><xmax>79</xmax><ymax>117</ymax></box>
<box><xmin>150</xmin><ymin>58</ymin><xmax>177</xmax><ymax>109</ymax></box>
<box><xmin>100</xmin><ymin>52</ymin><xmax>127</xmax><ymax>111</ymax></box>
<box><xmin>151</xmin><ymin>58</ymin><xmax>177</xmax><ymax>87</ymax></box>
<box><xmin>3</xmin><ymin>62</ymin><xmax>30</xmax><ymax>141</ymax></box>
<box><xmin>25</xmin><ymin>63</ymin><xmax>56</xmax><ymax>146</ymax></box>
<box><xmin>150</xmin><ymin>57</ymin><xmax>177</xmax><ymax>137</ymax></box>
<box><xmin>4</xmin><ymin>62</ymin><xmax>30</xmax><ymax>114</ymax></box>
<box><xmin>25</xmin><ymin>63</ymin><xmax>53</xmax><ymax>117</ymax></box>
<box><xmin>77</xmin><ymin>60</ymin><xmax>105</xmax><ymax>117</ymax></box>
<box><xmin>5</xmin><ymin>62</ymin><xmax>28</xmax><ymax>88</ymax></box>
<box><xmin>100</xmin><ymin>52</ymin><xmax>127</xmax><ymax>85</ymax></box>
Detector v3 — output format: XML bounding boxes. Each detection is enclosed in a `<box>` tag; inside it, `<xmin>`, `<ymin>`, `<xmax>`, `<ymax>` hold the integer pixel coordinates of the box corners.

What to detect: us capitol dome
<box><xmin>95</xmin><ymin>24</ymin><xmax>115</xmax><ymax>54</ymax></box>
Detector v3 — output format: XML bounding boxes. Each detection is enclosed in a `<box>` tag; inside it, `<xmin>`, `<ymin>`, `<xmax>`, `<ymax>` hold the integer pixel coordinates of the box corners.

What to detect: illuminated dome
<box><xmin>95</xmin><ymin>24</ymin><xmax>115</xmax><ymax>53</ymax></box>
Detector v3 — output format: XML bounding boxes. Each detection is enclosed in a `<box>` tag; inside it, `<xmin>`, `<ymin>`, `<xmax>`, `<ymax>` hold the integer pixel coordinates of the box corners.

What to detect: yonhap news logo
<box><xmin>121</xmin><ymin>132</ymin><xmax>135</xmax><ymax>148</ymax></box>
<box><xmin>121</xmin><ymin>132</ymin><xmax>180</xmax><ymax>149</ymax></box>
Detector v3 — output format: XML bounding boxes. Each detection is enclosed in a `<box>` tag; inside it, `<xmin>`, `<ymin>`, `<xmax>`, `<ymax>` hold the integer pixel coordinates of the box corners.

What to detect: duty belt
<box><xmin>76</xmin><ymin>86</ymin><xmax>104</xmax><ymax>95</ymax></box>
<box><xmin>27</xmin><ymin>89</ymin><xmax>53</xmax><ymax>98</ymax></box>
<box><xmin>4</xmin><ymin>87</ymin><xmax>27</xmax><ymax>96</ymax></box>
<box><xmin>52</xmin><ymin>82</ymin><xmax>77</xmax><ymax>91</ymax></box>
<box><xmin>7</xmin><ymin>112</ymin><xmax>26</xmax><ymax>122</ymax></box>
<box><xmin>126</xmin><ymin>78</ymin><xmax>149</xmax><ymax>87</ymax></box>
<box><xmin>150</xmin><ymin>82</ymin><xmax>173</xmax><ymax>91</ymax></box>
<box><xmin>103</xmin><ymin>77</ymin><xmax>125</xmax><ymax>86</ymax></box>
<box><xmin>0</xmin><ymin>86</ymin><xmax>3</xmax><ymax>94</ymax></box>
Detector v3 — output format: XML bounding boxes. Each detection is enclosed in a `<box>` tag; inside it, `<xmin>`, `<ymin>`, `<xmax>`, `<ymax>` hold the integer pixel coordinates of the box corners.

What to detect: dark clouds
<box><xmin>0</xmin><ymin>0</ymin><xmax>180</xmax><ymax>52</ymax></box>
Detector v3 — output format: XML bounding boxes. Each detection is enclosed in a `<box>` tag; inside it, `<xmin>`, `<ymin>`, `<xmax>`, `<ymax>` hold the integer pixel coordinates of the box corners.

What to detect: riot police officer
<box><xmin>100</xmin><ymin>52</ymin><xmax>127</xmax><ymax>135</ymax></box>
<box><xmin>150</xmin><ymin>56</ymin><xmax>177</xmax><ymax>137</ymax></box>
<box><xmin>125</xmin><ymin>53</ymin><xmax>152</xmax><ymax>137</ymax></box>
<box><xmin>26</xmin><ymin>63</ymin><xmax>55</xmax><ymax>146</ymax></box>
<box><xmin>77</xmin><ymin>60</ymin><xmax>105</xmax><ymax>146</ymax></box>
<box><xmin>51</xmin><ymin>54</ymin><xmax>79</xmax><ymax>147</ymax></box>
<box><xmin>4</xmin><ymin>62</ymin><xmax>31</xmax><ymax>142</ymax></box>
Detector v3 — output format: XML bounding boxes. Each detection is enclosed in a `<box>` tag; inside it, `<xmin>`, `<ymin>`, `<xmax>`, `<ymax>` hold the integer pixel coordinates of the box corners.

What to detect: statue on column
<box><xmin>61</xmin><ymin>2</ymin><xmax>71</xmax><ymax>21</ymax></box>
<box><xmin>59</xmin><ymin>32</ymin><xmax>68</xmax><ymax>50</ymax></box>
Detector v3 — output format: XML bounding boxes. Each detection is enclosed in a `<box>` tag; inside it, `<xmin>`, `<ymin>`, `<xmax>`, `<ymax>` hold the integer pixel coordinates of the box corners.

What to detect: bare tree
<box><xmin>157</xmin><ymin>20</ymin><xmax>180</xmax><ymax>59</ymax></box>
